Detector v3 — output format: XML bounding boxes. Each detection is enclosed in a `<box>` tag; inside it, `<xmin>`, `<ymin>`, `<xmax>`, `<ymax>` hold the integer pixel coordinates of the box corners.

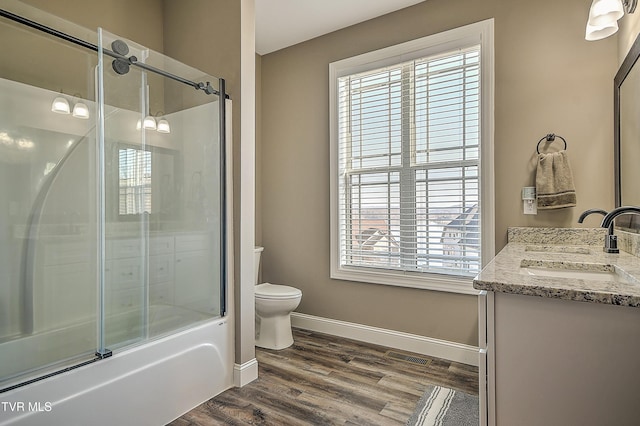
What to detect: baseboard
<box><xmin>233</xmin><ymin>358</ymin><xmax>258</xmax><ymax>387</ymax></box>
<box><xmin>291</xmin><ymin>312</ymin><xmax>479</xmax><ymax>366</ymax></box>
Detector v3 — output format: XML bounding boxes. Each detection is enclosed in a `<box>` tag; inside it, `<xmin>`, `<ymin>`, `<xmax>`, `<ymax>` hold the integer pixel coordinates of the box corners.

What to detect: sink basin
<box><xmin>524</xmin><ymin>245</ymin><xmax>591</xmax><ymax>255</ymax></box>
<box><xmin>519</xmin><ymin>259</ymin><xmax>635</xmax><ymax>283</ymax></box>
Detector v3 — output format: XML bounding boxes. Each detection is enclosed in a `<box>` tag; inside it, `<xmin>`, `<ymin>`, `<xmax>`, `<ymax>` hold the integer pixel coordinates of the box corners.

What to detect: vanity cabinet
<box><xmin>485</xmin><ymin>291</ymin><xmax>640</xmax><ymax>426</ymax></box>
<box><xmin>475</xmin><ymin>228</ymin><xmax>640</xmax><ymax>425</ymax></box>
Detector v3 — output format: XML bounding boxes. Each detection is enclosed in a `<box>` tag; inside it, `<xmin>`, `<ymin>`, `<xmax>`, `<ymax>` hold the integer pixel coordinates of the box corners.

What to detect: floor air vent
<box><xmin>385</xmin><ymin>350</ymin><xmax>431</xmax><ymax>366</ymax></box>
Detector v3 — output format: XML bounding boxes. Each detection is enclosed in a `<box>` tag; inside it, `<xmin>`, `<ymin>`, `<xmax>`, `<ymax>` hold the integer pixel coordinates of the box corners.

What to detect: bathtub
<box><xmin>0</xmin><ymin>305</ymin><xmax>234</xmax><ymax>425</ymax></box>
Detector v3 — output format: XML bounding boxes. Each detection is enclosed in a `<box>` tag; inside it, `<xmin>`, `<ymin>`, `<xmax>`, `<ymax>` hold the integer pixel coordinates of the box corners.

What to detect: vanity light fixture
<box><xmin>142</xmin><ymin>115</ymin><xmax>157</xmax><ymax>130</ymax></box>
<box><xmin>51</xmin><ymin>95</ymin><xmax>70</xmax><ymax>114</ymax></box>
<box><xmin>588</xmin><ymin>0</ymin><xmax>624</xmax><ymax>27</ymax></box>
<box><xmin>71</xmin><ymin>94</ymin><xmax>89</xmax><ymax>119</ymax></box>
<box><xmin>586</xmin><ymin>0</ymin><xmax>637</xmax><ymax>41</ymax></box>
<box><xmin>586</xmin><ymin>20</ymin><xmax>619</xmax><ymax>41</ymax></box>
<box><xmin>627</xmin><ymin>0</ymin><xmax>638</xmax><ymax>13</ymax></box>
<box><xmin>156</xmin><ymin>113</ymin><xmax>170</xmax><ymax>133</ymax></box>
<box><xmin>52</xmin><ymin>93</ymin><xmax>90</xmax><ymax>118</ymax></box>
<box><xmin>156</xmin><ymin>119</ymin><xmax>170</xmax><ymax>133</ymax></box>
<box><xmin>137</xmin><ymin>112</ymin><xmax>170</xmax><ymax>133</ymax></box>
<box><xmin>72</xmin><ymin>102</ymin><xmax>89</xmax><ymax>119</ymax></box>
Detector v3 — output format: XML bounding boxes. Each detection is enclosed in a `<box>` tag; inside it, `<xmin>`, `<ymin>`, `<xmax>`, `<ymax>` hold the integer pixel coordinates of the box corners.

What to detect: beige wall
<box><xmin>259</xmin><ymin>0</ymin><xmax>618</xmax><ymax>346</ymax></box>
<box><xmin>9</xmin><ymin>0</ymin><xmax>164</xmax><ymax>98</ymax></box>
<box><xmin>19</xmin><ymin>0</ymin><xmax>164</xmax><ymax>52</ymax></box>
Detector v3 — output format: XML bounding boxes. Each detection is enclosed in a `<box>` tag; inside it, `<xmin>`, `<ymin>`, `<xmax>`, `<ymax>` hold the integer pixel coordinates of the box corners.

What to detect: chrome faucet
<box><xmin>599</xmin><ymin>206</ymin><xmax>640</xmax><ymax>253</ymax></box>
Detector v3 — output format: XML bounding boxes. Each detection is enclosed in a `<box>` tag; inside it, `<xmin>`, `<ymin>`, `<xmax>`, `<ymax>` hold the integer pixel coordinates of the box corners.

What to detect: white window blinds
<box><xmin>118</xmin><ymin>147</ymin><xmax>152</xmax><ymax>215</ymax></box>
<box><xmin>336</xmin><ymin>46</ymin><xmax>481</xmax><ymax>278</ymax></box>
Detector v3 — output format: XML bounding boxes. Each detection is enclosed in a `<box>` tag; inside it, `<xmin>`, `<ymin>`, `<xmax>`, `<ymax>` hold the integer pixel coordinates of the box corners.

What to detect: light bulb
<box><xmin>157</xmin><ymin>118</ymin><xmax>170</xmax><ymax>133</ymax></box>
<box><xmin>585</xmin><ymin>20</ymin><xmax>619</xmax><ymax>40</ymax></box>
<box><xmin>588</xmin><ymin>0</ymin><xmax>624</xmax><ymax>27</ymax></box>
<box><xmin>72</xmin><ymin>102</ymin><xmax>90</xmax><ymax>119</ymax></box>
<box><xmin>142</xmin><ymin>115</ymin><xmax>156</xmax><ymax>130</ymax></box>
<box><xmin>51</xmin><ymin>96</ymin><xmax>70</xmax><ymax>114</ymax></box>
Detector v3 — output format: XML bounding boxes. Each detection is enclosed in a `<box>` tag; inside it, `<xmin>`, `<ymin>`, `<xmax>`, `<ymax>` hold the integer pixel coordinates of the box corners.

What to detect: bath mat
<box><xmin>406</xmin><ymin>384</ymin><xmax>479</xmax><ymax>426</ymax></box>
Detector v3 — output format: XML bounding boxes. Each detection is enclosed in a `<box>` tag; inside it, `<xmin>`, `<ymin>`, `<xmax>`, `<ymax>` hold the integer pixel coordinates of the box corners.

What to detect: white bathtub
<box><xmin>0</xmin><ymin>307</ymin><xmax>234</xmax><ymax>425</ymax></box>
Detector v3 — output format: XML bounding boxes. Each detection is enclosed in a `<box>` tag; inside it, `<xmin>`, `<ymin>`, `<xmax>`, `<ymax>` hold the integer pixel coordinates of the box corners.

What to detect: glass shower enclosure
<box><xmin>0</xmin><ymin>5</ymin><xmax>226</xmax><ymax>391</ymax></box>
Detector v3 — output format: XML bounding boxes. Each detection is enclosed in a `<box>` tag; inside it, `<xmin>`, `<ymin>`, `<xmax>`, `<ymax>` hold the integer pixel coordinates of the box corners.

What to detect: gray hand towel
<box><xmin>536</xmin><ymin>150</ymin><xmax>576</xmax><ymax>209</ymax></box>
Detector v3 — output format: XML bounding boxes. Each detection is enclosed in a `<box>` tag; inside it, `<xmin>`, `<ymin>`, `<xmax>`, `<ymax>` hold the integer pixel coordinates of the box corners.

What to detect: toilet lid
<box><xmin>255</xmin><ymin>283</ymin><xmax>302</xmax><ymax>299</ymax></box>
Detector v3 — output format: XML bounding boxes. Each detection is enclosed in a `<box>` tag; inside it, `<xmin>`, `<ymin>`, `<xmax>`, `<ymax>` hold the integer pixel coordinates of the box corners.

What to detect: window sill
<box><xmin>331</xmin><ymin>266</ymin><xmax>482</xmax><ymax>295</ymax></box>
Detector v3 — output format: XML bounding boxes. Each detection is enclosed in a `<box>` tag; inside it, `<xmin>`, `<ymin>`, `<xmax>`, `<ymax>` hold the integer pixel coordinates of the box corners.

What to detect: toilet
<box><xmin>254</xmin><ymin>246</ymin><xmax>302</xmax><ymax>350</ymax></box>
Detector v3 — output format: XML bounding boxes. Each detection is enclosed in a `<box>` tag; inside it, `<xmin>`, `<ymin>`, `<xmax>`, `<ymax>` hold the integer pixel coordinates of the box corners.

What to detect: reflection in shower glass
<box><xmin>118</xmin><ymin>148</ymin><xmax>152</xmax><ymax>215</ymax></box>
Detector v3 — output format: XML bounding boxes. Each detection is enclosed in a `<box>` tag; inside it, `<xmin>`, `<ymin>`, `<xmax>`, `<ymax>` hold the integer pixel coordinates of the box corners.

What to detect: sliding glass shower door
<box><xmin>0</xmin><ymin>4</ymin><xmax>226</xmax><ymax>391</ymax></box>
<box><xmin>97</xmin><ymin>29</ymin><xmax>225</xmax><ymax>352</ymax></box>
<box><xmin>0</xmin><ymin>9</ymin><xmax>100</xmax><ymax>388</ymax></box>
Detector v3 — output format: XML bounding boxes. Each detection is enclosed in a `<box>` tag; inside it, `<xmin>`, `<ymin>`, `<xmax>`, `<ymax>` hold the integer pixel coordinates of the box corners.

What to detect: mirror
<box><xmin>615</xmin><ymin>32</ymin><xmax>640</xmax><ymax>231</ymax></box>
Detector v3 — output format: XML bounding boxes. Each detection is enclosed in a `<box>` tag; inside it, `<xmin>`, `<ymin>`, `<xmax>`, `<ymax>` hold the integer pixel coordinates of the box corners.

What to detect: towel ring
<box><xmin>536</xmin><ymin>133</ymin><xmax>567</xmax><ymax>154</ymax></box>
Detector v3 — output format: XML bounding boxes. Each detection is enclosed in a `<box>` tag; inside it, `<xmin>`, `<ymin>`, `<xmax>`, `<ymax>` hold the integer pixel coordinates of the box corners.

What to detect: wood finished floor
<box><xmin>169</xmin><ymin>328</ymin><xmax>478</xmax><ymax>425</ymax></box>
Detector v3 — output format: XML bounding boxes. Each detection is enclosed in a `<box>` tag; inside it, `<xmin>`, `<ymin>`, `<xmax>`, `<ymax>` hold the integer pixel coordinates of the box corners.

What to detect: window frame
<box><xmin>329</xmin><ymin>19</ymin><xmax>495</xmax><ymax>295</ymax></box>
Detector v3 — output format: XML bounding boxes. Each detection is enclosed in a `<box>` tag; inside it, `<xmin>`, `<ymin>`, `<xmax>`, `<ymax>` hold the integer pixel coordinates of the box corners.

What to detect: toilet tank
<box><xmin>254</xmin><ymin>246</ymin><xmax>264</xmax><ymax>285</ymax></box>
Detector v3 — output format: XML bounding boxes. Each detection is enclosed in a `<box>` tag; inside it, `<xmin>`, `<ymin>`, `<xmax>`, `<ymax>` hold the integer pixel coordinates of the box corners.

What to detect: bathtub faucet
<box><xmin>600</xmin><ymin>206</ymin><xmax>640</xmax><ymax>253</ymax></box>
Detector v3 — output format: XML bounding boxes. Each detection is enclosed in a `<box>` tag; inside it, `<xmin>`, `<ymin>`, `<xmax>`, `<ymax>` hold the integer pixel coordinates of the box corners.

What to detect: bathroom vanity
<box><xmin>474</xmin><ymin>227</ymin><xmax>640</xmax><ymax>426</ymax></box>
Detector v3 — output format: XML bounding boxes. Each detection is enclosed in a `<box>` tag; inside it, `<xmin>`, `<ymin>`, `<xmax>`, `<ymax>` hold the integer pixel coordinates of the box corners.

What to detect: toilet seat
<box><xmin>255</xmin><ymin>283</ymin><xmax>302</xmax><ymax>300</ymax></box>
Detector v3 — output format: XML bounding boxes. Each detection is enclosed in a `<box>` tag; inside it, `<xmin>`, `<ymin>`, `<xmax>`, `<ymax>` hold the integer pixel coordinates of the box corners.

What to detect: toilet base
<box><xmin>255</xmin><ymin>314</ymin><xmax>294</xmax><ymax>350</ymax></box>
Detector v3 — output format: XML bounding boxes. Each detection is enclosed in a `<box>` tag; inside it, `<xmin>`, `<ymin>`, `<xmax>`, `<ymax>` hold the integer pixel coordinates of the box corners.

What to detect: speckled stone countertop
<box><xmin>473</xmin><ymin>227</ymin><xmax>640</xmax><ymax>307</ymax></box>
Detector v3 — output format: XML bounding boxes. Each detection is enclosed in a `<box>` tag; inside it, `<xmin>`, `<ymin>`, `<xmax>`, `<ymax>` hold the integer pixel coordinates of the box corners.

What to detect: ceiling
<box><xmin>255</xmin><ymin>0</ymin><xmax>425</xmax><ymax>55</ymax></box>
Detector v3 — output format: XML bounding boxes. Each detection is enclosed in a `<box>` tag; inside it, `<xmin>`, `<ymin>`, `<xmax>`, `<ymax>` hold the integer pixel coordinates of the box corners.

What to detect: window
<box><xmin>118</xmin><ymin>147</ymin><xmax>152</xmax><ymax>215</ymax></box>
<box><xmin>117</xmin><ymin>145</ymin><xmax>180</xmax><ymax>220</ymax></box>
<box><xmin>330</xmin><ymin>20</ymin><xmax>494</xmax><ymax>294</ymax></box>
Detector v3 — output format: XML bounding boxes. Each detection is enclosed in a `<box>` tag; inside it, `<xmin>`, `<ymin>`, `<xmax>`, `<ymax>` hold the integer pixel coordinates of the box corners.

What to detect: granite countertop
<box><xmin>473</xmin><ymin>227</ymin><xmax>640</xmax><ymax>307</ymax></box>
